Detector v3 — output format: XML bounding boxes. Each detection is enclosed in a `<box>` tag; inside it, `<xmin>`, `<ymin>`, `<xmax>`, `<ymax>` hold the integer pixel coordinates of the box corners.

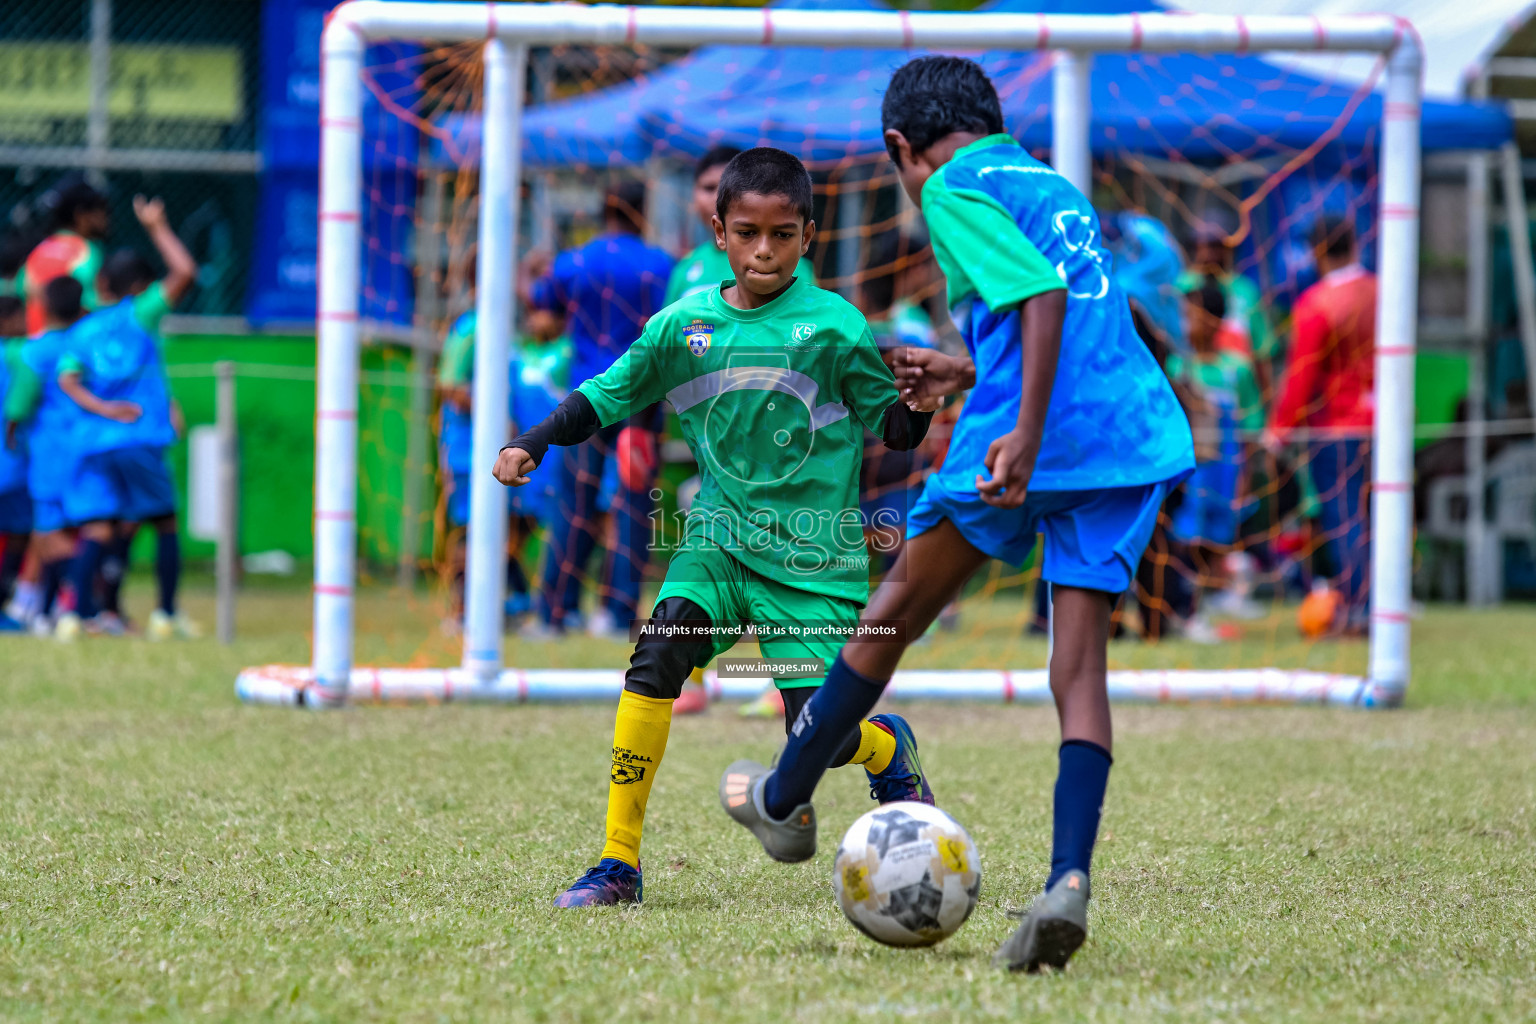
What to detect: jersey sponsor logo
<box><xmin>789</xmin><ymin>322</ymin><xmax>817</xmax><ymax>346</ymax></box>
<box><xmin>683</xmin><ymin>319</ymin><xmax>714</xmax><ymax>356</ymax></box>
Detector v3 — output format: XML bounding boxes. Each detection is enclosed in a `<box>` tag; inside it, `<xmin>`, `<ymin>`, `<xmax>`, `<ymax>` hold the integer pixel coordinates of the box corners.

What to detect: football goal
<box><xmin>238</xmin><ymin>2</ymin><xmax>1431</xmax><ymax>709</ymax></box>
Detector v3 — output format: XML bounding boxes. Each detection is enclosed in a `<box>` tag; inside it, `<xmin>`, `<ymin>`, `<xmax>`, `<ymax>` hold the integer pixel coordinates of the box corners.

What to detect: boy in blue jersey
<box><xmin>719</xmin><ymin>57</ymin><xmax>1194</xmax><ymax>973</ymax></box>
<box><xmin>7</xmin><ymin>277</ymin><xmax>89</xmax><ymax>627</ymax></box>
<box><xmin>54</xmin><ymin>195</ymin><xmax>197</xmax><ymax>641</ymax></box>
<box><xmin>0</xmin><ymin>296</ymin><xmax>30</xmax><ymax>629</ymax></box>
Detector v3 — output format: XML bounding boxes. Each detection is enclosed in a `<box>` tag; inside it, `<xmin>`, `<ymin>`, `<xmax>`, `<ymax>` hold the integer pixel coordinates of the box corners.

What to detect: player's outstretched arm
<box><xmin>134</xmin><ymin>196</ymin><xmax>198</xmax><ymax>306</ymax></box>
<box><xmin>976</xmin><ymin>289</ymin><xmax>1065</xmax><ymax>508</ymax></box>
<box><xmin>891</xmin><ymin>346</ymin><xmax>974</xmax><ymax>411</ymax></box>
<box><xmin>492</xmin><ymin>390</ymin><xmax>599</xmax><ymax>487</ymax></box>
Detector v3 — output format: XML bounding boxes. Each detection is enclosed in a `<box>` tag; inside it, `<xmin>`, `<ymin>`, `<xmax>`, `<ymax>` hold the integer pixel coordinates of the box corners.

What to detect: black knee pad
<box><xmin>623</xmin><ymin>596</ymin><xmax>715</xmax><ymax>701</ymax></box>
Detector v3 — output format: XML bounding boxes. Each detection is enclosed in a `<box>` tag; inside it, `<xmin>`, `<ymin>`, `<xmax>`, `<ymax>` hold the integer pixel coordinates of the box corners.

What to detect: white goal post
<box><xmin>242</xmin><ymin>2</ymin><xmax>1422</xmax><ymax>709</ymax></box>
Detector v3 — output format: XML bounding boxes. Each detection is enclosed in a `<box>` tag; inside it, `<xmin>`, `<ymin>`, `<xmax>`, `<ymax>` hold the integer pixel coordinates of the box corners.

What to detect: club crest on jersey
<box><xmin>683</xmin><ymin>319</ymin><xmax>714</xmax><ymax>356</ymax></box>
<box><xmin>789</xmin><ymin>322</ymin><xmax>817</xmax><ymax>346</ymax></box>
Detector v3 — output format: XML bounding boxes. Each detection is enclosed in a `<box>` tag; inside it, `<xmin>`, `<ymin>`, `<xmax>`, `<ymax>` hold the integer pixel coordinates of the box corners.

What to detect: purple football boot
<box><xmin>553</xmin><ymin>858</ymin><xmax>643</xmax><ymax>907</ymax></box>
<box><xmin>864</xmin><ymin>714</ymin><xmax>936</xmax><ymax>805</ymax></box>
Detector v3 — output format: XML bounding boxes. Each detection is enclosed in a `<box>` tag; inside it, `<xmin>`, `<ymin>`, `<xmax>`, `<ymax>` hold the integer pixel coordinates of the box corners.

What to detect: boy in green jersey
<box><xmin>495</xmin><ymin>148</ymin><xmax>936</xmax><ymax>907</ymax></box>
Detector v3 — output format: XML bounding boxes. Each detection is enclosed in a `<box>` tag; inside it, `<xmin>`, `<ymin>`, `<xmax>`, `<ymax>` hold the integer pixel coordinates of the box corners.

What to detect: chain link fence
<box><xmin>0</xmin><ymin>0</ymin><xmax>259</xmax><ymax>315</ymax></box>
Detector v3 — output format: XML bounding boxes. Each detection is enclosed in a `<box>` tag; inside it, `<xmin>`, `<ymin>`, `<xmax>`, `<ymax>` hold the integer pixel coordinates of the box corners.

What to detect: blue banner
<box><xmin>248</xmin><ymin>0</ymin><xmax>420</xmax><ymax>327</ymax></box>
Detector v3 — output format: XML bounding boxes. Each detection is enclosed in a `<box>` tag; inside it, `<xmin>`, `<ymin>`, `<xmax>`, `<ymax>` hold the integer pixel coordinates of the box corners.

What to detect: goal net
<box><xmin>237</xmin><ymin>3</ymin><xmax>1428</xmax><ymax>709</ymax></box>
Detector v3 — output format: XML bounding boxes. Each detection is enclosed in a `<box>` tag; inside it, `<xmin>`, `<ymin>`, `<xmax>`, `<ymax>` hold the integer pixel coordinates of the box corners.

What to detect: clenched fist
<box><xmin>493</xmin><ymin>446</ymin><xmax>537</xmax><ymax>486</ymax></box>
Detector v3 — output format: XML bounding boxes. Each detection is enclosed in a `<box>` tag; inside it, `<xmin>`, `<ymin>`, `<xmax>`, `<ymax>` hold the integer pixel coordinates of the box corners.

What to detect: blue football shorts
<box><xmin>64</xmin><ymin>445</ymin><xmax>177</xmax><ymax>525</ymax></box>
<box><xmin>907</xmin><ymin>472</ymin><xmax>1188</xmax><ymax>594</ymax></box>
<box><xmin>32</xmin><ymin>498</ymin><xmax>69</xmax><ymax>533</ymax></box>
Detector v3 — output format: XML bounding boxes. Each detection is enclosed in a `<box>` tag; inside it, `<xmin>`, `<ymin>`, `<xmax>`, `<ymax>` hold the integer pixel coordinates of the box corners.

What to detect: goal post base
<box><xmin>235</xmin><ymin>665</ymin><xmax>1399</xmax><ymax>708</ymax></box>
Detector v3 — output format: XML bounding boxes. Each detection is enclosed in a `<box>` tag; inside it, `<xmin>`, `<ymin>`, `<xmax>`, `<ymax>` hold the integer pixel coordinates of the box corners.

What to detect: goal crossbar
<box><xmin>277</xmin><ymin>3</ymin><xmax>1423</xmax><ymax>709</ymax></box>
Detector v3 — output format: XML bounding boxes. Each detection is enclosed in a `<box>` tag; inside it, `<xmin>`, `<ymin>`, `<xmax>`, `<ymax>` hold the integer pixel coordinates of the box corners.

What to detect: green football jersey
<box><xmin>579</xmin><ymin>274</ymin><xmax>896</xmax><ymax>604</ymax></box>
<box><xmin>665</xmin><ymin>242</ymin><xmax>816</xmax><ymax>305</ymax></box>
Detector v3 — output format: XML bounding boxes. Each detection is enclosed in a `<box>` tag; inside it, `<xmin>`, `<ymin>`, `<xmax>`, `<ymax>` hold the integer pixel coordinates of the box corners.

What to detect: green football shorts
<box><xmin>656</xmin><ymin>540</ymin><xmax>863</xmax><ymax>689</ymax></box>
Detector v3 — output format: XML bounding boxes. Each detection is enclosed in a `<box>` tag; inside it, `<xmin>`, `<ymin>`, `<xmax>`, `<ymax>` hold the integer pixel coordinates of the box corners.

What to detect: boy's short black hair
<box><xmin>604</xmin><ymin>180</ymin><xmax>648</xmax><ymax>234</ymax></box>
<box><xmin>51</xmin><ymin>179</ymin><xmax>108</xmax><ymax>231</ymax></box>
<box><xmin>1310</xmin><ymin>213</ymin><xmax>1356</xmax><ymax>261</ymax></box>
<box><xmin>1189</xmin><ymin>274</ymin><xmax>1226</xmax><ymax>322</ymax></box>
<box><xmin>881</xmin><ymin>56</ymin><xmax>1005</xmax><ymax>166</ymax></box>
<box><xmin>715</xmin><ymin>148</ymin><xmax>814</xmax><ymax>225</ymax></box>
<box><xmin>695</xmin><ymin>145</ymin><xmax>743</xmax><ymax>180</ymax></box>
<box><xmin>104</xmin><ymin>248</ymin><xmax>157</xmax><ymax>298</ymax></box>
<box><xmin>43</xmin><ymin>275</ymin><xmax>84</xmax><ymax>322</ymax></box>
<box><xmin>0</xmin><ymin>294</ymin><xmax>22</xmax><ymax>327</ymax></box>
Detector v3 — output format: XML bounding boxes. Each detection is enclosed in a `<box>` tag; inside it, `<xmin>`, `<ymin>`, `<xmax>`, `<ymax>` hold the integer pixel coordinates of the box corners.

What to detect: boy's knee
<box><xmin>623</xmin><ymin>596</ymin><xmax>713</xmax><ymax>701</ymax></box>
<box><xmin>151</xmin><ymin>514</ymin><xmax>177</xmax><ymax>535</ymax></box>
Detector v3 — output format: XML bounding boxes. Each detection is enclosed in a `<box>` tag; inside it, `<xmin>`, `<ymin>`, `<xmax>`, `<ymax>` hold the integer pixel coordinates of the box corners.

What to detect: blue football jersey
<box><xmin>63</xmin><ymin>298</ymin><xmax>177</xmax><ymax>454</ymax></box>
<box><xmin>921</xmin><ymin>134</ymin><xmax>1193</xmax><ymax>493</ymax></box>
<box><xmin>530</xmin><ymin>232</ymin><xmax>673</xmax><ymax>389</ymax></box>
<box><xmin>22</xmin><ymin>327</ymin><xmax>83</xmax><ymax>500</ymax></box>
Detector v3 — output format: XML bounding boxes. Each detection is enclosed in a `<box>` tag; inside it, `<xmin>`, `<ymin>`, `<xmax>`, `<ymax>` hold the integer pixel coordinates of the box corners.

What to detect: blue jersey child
<box><xmin>720</xmin><ymin>57</ymin><xmax>1195</xmax><ymax>974</ymax></box>
<box><xmin>0</xmin><ymin>295</ymin><xmax>31</xmax><ymax>627</ymax></box>
<box><xmin>6</xmin><ymin>277</ymin><xmax>89</xmax><ymax>626</ymax></box>
<box><xmin>54</xmin><ymin>195</ymin><xmax>197</xmax><ymax>640</ymax></box>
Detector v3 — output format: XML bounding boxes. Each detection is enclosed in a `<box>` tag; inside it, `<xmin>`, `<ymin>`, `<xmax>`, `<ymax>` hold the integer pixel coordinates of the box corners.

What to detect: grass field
<box><xmin>2</xmin><ymin>576</ymin><xmax>1534</xmax><ymax>1021</ymax></box>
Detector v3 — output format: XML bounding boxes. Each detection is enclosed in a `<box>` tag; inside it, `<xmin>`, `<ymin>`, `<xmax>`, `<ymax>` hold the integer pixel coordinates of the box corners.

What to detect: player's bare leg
<box><xmin>845</xmin><ymin>517</ymin><xmax>990</xmax><ymax>679</ymax></box>
<box><xmin>1045</xmin><ymin>585</ymin><xmax>1114</xmax><ymax>752</ymax></box>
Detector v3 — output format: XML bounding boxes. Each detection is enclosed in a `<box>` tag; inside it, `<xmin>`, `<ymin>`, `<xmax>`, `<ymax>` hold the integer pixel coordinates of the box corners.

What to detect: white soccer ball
<box><xmin>832</xmin><ymin>801</ymin><xmax>981</xmax><ymax>948</ymax></box>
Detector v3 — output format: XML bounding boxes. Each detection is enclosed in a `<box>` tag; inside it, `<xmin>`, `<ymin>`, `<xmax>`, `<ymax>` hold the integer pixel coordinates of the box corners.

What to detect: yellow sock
<box><xmin>846</xmin><ymin>719</ymin><xmax>897</xmax><ymax>774</ymax></box>
<box><xmin>687</xmin><ymin>667</ymin><xmax>705</xmax><ymax>689</ymax></box>
<box><xmin>600</xmin><ymin>690</ymin><xmax>674</xmax><ymax>868</ymax></box>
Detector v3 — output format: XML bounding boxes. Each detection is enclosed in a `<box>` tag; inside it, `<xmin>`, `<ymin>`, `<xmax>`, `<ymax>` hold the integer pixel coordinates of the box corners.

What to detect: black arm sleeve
<box><xmin>880</xmin><ymin>399</ymin><xmax>933</xmax><ymax>452</ymax></box>
<box><xmin>503</xmin><ymin>390</ymin><xmax>600</xmax><ymax>466</ymax></box>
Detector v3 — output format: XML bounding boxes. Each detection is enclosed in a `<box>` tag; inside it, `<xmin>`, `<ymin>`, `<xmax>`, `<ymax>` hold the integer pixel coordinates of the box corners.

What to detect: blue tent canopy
<box><xmin>434</xmin><ymin>0</ymin><xmax>892</xmax><ymax>169</ymax></box>
<box><xmin>638</xmin><ymin>0</ymin><xmax>1512</xmax><ymax>163</ymax></box>
<box><xmin>436</xmin><ymin>0</ymin><xmax>1511</xmax><ymax>168</ymax></box>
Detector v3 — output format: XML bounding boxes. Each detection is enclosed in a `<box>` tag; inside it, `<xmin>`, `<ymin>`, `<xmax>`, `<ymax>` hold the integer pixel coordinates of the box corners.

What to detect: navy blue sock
<box><xmin>70</xmin><ymin>538</ymin><xmax>106</xmax><ymax>620</ymax></box>
<box><xmin>0</xmin><ymin>534</ymin><xmax>25</xmax><ymax>604</ymax></box>
<box><xmin>764</xmin><ymin>653</ymin><xmax>888</xmax><ymax>819</ymax></box>
<box><xmin>155</xmin><ymin>531</ymin><xmax>180</xmax><ymax>615</ymax></box>
<box><xmin>1046</xmin><ymin>739</ymin><xmax>1113</xmax><ymax>890</ymax></box>
<box><xmin>39</xmin><ymin>557</ymin><xmax>67</xmax><ymax>618</ymax></box>
<box><xmin>101</xmin><ymin>534</ymin><xmax>132</xmax><ymax>615</ymax></box>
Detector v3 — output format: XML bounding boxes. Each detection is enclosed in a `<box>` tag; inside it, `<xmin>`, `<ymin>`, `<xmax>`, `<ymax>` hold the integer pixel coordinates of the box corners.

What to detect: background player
<box><xmin>8</xmin><ymin>278</ymin><xmax>89</xmax><ymax>630</ymax></box>
<box><xmin>54</xmin><ymin>196</ymin><xmax>198</xmax><ymax>640</ymax></box>
<box><xmin>495</xmin><ymin>148</ymin><xmax>935</xmax><ymax>908</ymax></box>
<box><xmin>0</xmin><ymin>296</ymin><xmax>30</xmax><ymax>630</ymax></box>
<box><xmin>20</xmin><ymin>180</ymin><xmax>109</xmax><ymax>337</ymax></box>
<box><xmin>527</xmin><ymin>182</ymin><xmax>673</xmax><ymax>638</ymax></box>
<box><xmin>718</xmin><ymin>58</ymin><xmax>1195</xmax><ymax>973</ymax></box>
<box><xmin>1166</xmin><ymin>277</ymin><xmax>1262</xmax><ymax>641</ymax></box>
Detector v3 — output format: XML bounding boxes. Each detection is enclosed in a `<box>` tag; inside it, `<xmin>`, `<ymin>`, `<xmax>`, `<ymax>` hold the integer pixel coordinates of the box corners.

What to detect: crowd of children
<box><xmin>0</xmin><ymin>183</ymin><xmax>198</xmax><ymax>640</ymax></box>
